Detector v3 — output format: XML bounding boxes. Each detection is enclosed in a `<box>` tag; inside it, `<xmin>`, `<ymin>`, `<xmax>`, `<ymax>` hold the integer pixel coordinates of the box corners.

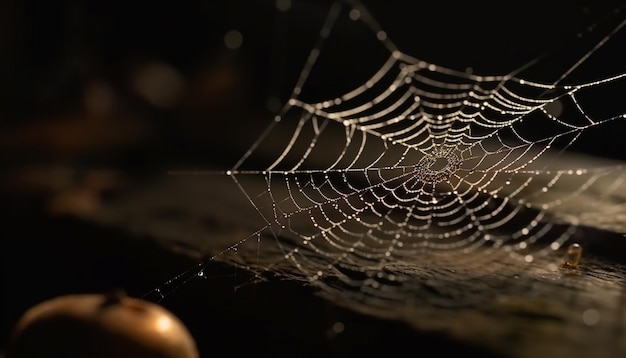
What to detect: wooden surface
<box><xmin>84</xmin><ymin>172</ymin><xmax>626</xmax><ymax>358</ymax></box>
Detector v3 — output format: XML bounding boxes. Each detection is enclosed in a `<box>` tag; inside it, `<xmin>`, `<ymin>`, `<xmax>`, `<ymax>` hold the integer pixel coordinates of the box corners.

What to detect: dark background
<box><xmin>2</xmin><ymin>1</ymin><xmax>626</xmax><ymax>357</ymax></box>
<box><xmin>1</xmin><ymin>0</ymin><xmax>625</xmax><ymax>167</ymax></box>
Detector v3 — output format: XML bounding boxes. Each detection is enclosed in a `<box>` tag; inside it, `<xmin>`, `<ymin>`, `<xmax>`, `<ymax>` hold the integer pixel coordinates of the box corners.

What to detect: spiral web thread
<box><xmin>151</xmin><ymin>1</ymin><xmax>626</xmax><ymax>302</ymax></box>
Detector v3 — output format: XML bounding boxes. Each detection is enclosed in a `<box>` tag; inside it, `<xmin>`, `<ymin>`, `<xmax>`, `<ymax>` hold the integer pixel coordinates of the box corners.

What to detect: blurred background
<box><xmin>1</xmin><ymin>0</ymin><xmax>624</xmax><ymax>172</ymax></box>
<box><xmin>2</xmin><ymin>0</ymin><xmax>626</xmax><ymax>357</ymax></box>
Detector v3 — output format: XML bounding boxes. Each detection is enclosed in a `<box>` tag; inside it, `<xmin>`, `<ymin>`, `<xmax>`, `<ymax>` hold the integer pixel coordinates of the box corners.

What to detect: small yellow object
<box><xmin>563</xmin><ymin>243</ymin><xmax>583</xmax><ymax>268</ymax></box>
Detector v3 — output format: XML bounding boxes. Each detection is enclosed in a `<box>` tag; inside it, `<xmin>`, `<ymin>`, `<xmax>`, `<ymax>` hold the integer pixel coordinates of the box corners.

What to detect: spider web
<box><xmin>149</xmin><ymin>0</ymin><xmax>626</xmax><ymax>308</ymax></box>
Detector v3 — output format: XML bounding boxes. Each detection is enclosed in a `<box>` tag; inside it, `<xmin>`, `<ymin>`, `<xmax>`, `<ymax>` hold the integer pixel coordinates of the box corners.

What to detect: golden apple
<box><xmin>8</xmin><ymin>292</ymin><xmax>198</xmax><ymax>358</ymax></box>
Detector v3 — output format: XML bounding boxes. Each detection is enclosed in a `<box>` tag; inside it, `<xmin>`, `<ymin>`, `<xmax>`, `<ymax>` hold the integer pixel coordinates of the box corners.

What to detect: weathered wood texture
<box><xmin>89</xmin><ymin>171</ymin><xmax>626</xmax><ymax>358</ymax></box>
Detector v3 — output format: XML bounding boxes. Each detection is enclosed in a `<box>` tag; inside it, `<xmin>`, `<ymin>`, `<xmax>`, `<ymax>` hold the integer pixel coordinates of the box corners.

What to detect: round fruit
<box><xmin>8</xmin><ymin>292</ymin><xmax>198</xmax><ymax>358</ymax></box>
